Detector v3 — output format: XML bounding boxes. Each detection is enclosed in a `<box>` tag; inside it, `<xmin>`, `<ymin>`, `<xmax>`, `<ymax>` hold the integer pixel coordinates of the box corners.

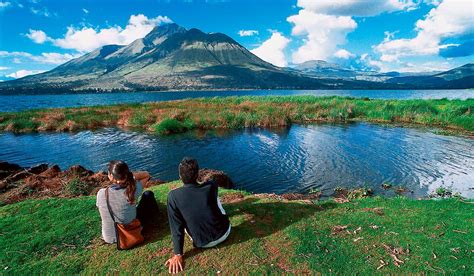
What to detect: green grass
<box><xmin>0</xmin><ymin>182</ymin><xmax>472</xmax><ymax>274</ymax></box>
<box><xmin>0</xmin><ymin>96</ymin><xmax>472</xmax><ymax>135</ymax></box>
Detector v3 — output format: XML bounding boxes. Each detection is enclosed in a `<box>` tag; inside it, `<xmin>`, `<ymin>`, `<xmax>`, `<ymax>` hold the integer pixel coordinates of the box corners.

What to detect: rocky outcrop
<box><xmin>198</xmin><ymin>168</ymin><xmax>234</xmax><ymax>189</ymax></box>
<box><xmin>0</xmin><ymin>162</ymin><xmax>165</xmax><ymax>205</ymax></box>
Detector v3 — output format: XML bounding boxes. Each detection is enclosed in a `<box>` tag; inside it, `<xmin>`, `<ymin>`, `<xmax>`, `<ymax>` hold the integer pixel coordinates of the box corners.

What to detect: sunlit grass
<box><xmin>0</xmin><ymin>182</ymin><xmax>472</xmax><ymax>273</ymax></box>
<box><xmin>0</xmin><ymin>96</ymin><xmax>472</xmax><ymax>134</ymax></box>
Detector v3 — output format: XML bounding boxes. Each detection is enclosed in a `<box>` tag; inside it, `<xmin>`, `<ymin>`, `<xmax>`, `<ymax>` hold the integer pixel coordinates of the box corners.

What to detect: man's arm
<box><xmin>167</xmin><ymin>192</ymin><xmax>185</xmax><ymax>255</ymax></box>
<box><xmin>166</xmin><ymin>192</ymin><xmax>185</xmax><ymax>273</ymax></box>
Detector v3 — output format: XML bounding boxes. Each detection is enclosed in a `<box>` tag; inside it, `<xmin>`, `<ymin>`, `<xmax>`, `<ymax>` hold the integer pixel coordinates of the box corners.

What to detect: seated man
<box><xmin>165</xmin><ymin>157</ymin><xmax>231</xmax><ymax>273</ymax></box>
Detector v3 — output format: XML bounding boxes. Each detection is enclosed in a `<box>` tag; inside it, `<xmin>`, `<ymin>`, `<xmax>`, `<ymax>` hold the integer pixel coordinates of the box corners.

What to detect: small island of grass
<box><xmin>0</xmin><ymin>96</ymin><xmax>472</xmax><ymax>135</ymax></box>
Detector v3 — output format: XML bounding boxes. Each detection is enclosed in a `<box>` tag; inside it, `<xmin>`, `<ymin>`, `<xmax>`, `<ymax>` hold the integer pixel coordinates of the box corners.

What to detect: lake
<box><xmin>1</xmin><ymin>89</ymin><xmax>473</xmax><ymax>112</ymax></box>
<box><xmin>1</xmin><ymin>123</ymin><xmax>473</xmax><ymax>198</ymax></box>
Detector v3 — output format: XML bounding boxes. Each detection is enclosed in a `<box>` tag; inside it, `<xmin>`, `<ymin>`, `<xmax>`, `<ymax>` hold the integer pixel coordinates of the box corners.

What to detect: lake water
<box><xmin>1</xmin><ymin>123</ymin><xmax>473</xmax><ymax>198</ymax></box>
<box><xmin>1</xmin><ymin>89</ymin><xmax>473</xmax><ymax>112</ymax></box>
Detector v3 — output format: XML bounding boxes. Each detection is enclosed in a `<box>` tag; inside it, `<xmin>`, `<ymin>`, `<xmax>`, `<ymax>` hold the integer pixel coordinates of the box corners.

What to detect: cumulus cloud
<box><xmin>38</xmin><ymin>14</ymin><xmax>172</xmax><ymax>52</ymax></box>
<box><xmin>334</xmin><ymin>49</ymin><xmax>355</xmax><ymax>59</ymax></box>
<box><xmin>238</xmin><ymin>30</ymin><xmax>259</xmax><ymax>37</ymax></box>
<box><xmin>251</xmin><ymin>32</ymin><xmax>291</xmax><ymax>67</ymax></box>
<box><xmin>287</xmin><ymin>0</ymin><xmax>416</xmax><ymax>64</ymax></box>
<box><xmin>6</xmin><ymin>69</ymin><xmax>46</xmax><ymax>79</ymax></box>
<box><xmin>0</xmin><ymin>66</ymin><xmax>9</xmax><ymax>70</ymax></box>
<box><xmin>374</xmin><ymin>0</ymin><xmax>474</xmax><ymax>61</ymax></box>
<box><xmin>26</xmin><ymin>29</ymin><xmax>51</xmax><ymax>44</ymax></box>
<box><xmin>296</xmin><ymin>0</ymin><xmax>419</xmax><ymax>17</ymax></box>
<box><xmin>287</xmin><ymin>10</ymin><xmax>357</xmax><ymax>63</ymax></box>
<box><xmin>0</xmin><ymin>51</ymin><xmax>79</xmax><ymax>65</ymax></box>
<box><xmin>82</xmin><ymin>8</ymin><xmax>89</xmax><ymax>14</ymax></box>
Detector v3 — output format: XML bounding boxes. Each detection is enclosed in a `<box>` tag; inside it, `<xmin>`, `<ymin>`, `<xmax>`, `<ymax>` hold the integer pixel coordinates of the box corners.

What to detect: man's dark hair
<box><xmin>179</xmin><ymin>157</ymin><xmax>199</xmax><ymax>184</ymax></box>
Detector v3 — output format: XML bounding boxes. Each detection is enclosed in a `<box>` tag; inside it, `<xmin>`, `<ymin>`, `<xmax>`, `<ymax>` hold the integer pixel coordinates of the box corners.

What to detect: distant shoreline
<box><xmin>1</xmin><ymin>87</ymin><xmax>473</xmax><ymax>96</ymax></box>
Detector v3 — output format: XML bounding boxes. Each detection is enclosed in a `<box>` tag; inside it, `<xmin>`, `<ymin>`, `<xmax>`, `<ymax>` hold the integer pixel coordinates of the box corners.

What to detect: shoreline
<box><xmin>0</xmin><ymin>162</ymin><xmax>464</xmax><ymax>206</ymax></box>
<box><xmin>0</xmin><ymin>95</ymin><xmax>472</xmax><ymax>136</ymax></box>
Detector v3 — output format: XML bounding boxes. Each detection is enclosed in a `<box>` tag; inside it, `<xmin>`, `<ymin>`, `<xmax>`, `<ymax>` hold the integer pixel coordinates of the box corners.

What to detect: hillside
<box><xmin>0</xmin><ymin>23</ymin><xmax>472</xmax><ymax>93</ymax></box>
<box><xmin>385</xmin><ymin>63</ymin><xmax>474</xmax><ymax>89</ymax></box>
<box><xmin>0</xmin><ymin>182</ymin><xmax>471</xmax><ymax>274</ymax></box>
<box><xmin>0</xmin><ymin>24</ymin><xmax>332</xmax><ymax>93</ymax></box>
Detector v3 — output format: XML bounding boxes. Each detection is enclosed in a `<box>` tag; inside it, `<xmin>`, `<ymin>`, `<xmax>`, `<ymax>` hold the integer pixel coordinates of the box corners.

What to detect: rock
<box><xmin>64</xmin><ymin>165</ymin><xmax>94</xmax><ymax>177</ymax></box>
<box><xmin>281</xmin><ymin>192</ymin><xmax>322</xmax><ymax>201</ymax></box>
<box><xmin>198</xmin><ymin>169</ymin><xmax>234</xmax><ymax>189</ymax></box>
<box><xmin>39</xmin><ymin>165</ymin><xmax>61</xmax><ymax>178</ymax></box>
<box><xmin>0</xmin><ymin>162</ymin><xmax>23</xmax><ymax>180</ymax></box>
<box><xmin>5</xmin><ymin>171</ymin><xmax>31</xmax><ymax>183</ymax></box>
<box><xmin>27</xmin><ymin>164</ymin><xmax>49</xmax><ymax>175</ymax></box>
<box><xmin>0</xmin><ymin>161</ymin><xmax>22</xmax><ymax>172</ymax></box>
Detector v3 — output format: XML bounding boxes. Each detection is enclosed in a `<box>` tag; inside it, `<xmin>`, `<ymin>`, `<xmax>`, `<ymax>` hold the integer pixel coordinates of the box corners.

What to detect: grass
<box><xmin>0</xmin><ymin>182</ymin><xmax>472</xmax><ymax>274</ymax></box>
<box><xmin>0</xmin><ymin>96</ymin><xmax>472</xmax><ymax>135</ymax></box>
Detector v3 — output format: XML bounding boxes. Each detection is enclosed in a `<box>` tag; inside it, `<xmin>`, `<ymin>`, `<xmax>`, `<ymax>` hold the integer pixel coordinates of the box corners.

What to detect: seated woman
<box><xmin>96</xmin><ymin>160</ymin><xmax>158</xmax><ymax>244</ymax></box>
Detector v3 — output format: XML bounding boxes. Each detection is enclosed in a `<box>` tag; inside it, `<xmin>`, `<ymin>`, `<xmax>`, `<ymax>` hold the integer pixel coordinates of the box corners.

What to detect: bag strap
<box><xmin>106</xmin><ymin>187</ymin><xmax>122</xmax><ymax>250</ymax></box>
<box><xmin>105</xmin><ymin>187</ymin><xmax>116</xmax><ymax>223</ymax></box>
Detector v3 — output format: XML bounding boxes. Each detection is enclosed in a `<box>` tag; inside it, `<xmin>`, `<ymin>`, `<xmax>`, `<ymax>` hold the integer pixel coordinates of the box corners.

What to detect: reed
<box><xmin>0</xmin><ymin>96</ymin><xmax>472</xmax><ymax>135</ymax></box>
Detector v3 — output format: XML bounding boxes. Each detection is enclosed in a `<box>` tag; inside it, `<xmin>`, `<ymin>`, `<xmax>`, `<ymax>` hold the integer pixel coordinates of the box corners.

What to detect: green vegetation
<box><xmin>63</xmin><ymin>178</ymin><xmax>93</xmax><ymax>197</ymax></box>
<box><xmin>0</xmin><ymin>96</ymin><xmax>472</xmax><ymax>135</ymax></box>
<box><xmin>0</xmin><ymin>182</ymin><xmax>472</xmax><ymax>274</ymax></box>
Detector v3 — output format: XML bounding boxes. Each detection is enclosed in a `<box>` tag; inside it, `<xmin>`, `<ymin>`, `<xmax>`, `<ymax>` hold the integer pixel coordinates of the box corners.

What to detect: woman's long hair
<box><xmin>108</xmin><ymin>160</ymin><xmax>136</xmax><ymax>204</ymax></box>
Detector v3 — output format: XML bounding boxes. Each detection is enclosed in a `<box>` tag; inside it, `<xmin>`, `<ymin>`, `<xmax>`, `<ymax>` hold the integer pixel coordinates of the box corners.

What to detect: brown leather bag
<box><xmin>105</xmin><ymin>188</ymin><xmax>144</xmax><ymax>250</ymax></box>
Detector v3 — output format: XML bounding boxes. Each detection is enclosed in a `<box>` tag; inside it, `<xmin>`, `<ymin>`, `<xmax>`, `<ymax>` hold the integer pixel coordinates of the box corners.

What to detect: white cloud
<box><xmin>0</xmin><ymin>1</ymin><xmax>11</xmax><ymax>9</ymax></box>
<box><xmin>0</xmin><ymin>66</ymin><xmax>9</xmax><ymax>70</ymax></box>
<box><xmin>288</xmin><ymin>10</ymin><xmax>357</xmax><ymax>63</ymax></box>
<box><xmin>238</xmin><ymin>30</ymin><xmax>258</xmax><ymax>37</ymax></box>
<box><xmin>30</xmin><ymin>52</ymin><xmax>81</xmax><ymax>64</ymax></box>
<box><xmin>0</xmin><ymin>51</ymin><xmax>32</xmax><ymax>58</ymax></box>
<box><xmin>26</xmin><ymin>29</ymin><xmax>51</xmax><ymax>44</ymax></box>
<box><xmin>6</xmin><ymin>69</ymin><xmax>46</xmax><ymax>79</ymax></box>
<box><xmin>82</xmin><ymin>8</ymin><xmax>89</xmax><ymax>14</ymax></box>
<box><xmin>30</xmin><ymin>7</ymin><xmax>53</xmax><ymax>17</ymax></box>
<box><xmin>251</xmin><ymin>32</ymin><xmax>290</xmax><ymax>67</ymax></box>
<box><xmin>0</xmin><ymin>51</ymin><xmax>79</xmax><ymax>65</ymax></box>
<box><xmin>334</xmin><ymin>49</ymin><xmax>355</xmax><ymax>59</ymax></box>
<box><xmin>296</xmin><ymin>0</ymin><xmax>419</xmax><ymax>16</ymax></box>
<box><xmin>287</xmin><ymin>0</ymin><xmax>420</xmax><ymax>63</ymax></box>
<box><xmin>374</xmin><ymin>0</ymin><xmax>474</xmax><ymax>61</ymax></box>
<box><xmin>48</xmin><ymin>14</ymin><xmax>172</xmax><ymax>52</ymax></box>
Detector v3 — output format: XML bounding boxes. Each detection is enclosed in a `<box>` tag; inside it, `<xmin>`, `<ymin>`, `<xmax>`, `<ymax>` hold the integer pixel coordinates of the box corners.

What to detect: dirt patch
<box><xmin>362</xmin><ymin>207</ymin><xmax>385</xmax><ymax>216</ymax></box>
<box><xmin>220</xmin><ymin>192</ymin><xmax>245</xmax><ymax>203</ymax></box>
<box><xmin>381</xmin><ymin>243</ymin><xmax>409</xmax><ymax>267</ymax></box>
<box><xmin>252</xmin><ymin>192</ymin><xmax>321</xmax><ymax>202</ymax></box>
<box><xmin>0</xmin><ymin>163</ymin><xmax>165</xmax><ymax>204</ymax></box>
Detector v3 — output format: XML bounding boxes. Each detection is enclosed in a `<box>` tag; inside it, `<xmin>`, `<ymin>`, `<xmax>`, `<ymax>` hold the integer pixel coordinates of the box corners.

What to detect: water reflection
<box><xmin>0</xmin><ymin>123</ymin><xmax>473</xmax><ymax>198</ymax></box>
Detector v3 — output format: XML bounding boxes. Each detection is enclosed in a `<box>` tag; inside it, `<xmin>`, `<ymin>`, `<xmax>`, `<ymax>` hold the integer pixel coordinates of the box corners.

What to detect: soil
<box><xmin>0</xmin><ymin>162</ymin><xmax>165</xmax><ymax>204</ymax></box>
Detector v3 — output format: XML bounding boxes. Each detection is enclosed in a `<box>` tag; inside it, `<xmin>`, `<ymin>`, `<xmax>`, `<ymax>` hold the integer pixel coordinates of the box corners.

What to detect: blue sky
<box><xmin>0</xmin><ymin>0</ymin><xmax>473</xmax><ymax>80</ymax></box>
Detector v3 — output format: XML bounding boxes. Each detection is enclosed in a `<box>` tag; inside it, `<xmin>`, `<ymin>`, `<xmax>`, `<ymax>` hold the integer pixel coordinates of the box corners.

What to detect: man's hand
<box><xmin>165</xmin><ymin>254</ymin><xmax>184</xmax><ymax>274</ymax></box>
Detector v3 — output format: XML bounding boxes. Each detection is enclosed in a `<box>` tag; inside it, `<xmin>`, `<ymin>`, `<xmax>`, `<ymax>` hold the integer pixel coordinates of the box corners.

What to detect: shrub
<box><xmin>63</xmin><ymin>178</ymin><xmax>92</xmax><ymax>196</ymax></box>
<box><xmin>152</xmin><ymin>118</ymin><xmax>195</xmax><ymax>135</ymax></box>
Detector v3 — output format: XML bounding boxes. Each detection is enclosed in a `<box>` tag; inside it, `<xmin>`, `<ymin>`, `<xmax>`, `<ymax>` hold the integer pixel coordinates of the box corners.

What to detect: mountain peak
<box><xmin>144</xmin><ymin>23</ymin><xmax>186</xmax><ymax>45</ymax></box>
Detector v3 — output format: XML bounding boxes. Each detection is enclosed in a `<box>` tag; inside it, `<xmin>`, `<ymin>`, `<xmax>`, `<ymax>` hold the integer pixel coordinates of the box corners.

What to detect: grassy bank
<box><xmin>0</xmin><ymin>182</ymin><xmax>472</xmax><ymax>274</ymax></box>
<box><xmin>0</xmin><ymin>96</ymin><xmax>472</xmax><ymax>135</ymax></box>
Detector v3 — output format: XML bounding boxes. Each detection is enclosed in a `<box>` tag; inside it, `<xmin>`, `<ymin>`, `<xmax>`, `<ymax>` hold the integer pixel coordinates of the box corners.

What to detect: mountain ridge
<box><xmin>0</xmin><ymin>23</ymin><xmax>472</xmax><ymax>94</ymax></box>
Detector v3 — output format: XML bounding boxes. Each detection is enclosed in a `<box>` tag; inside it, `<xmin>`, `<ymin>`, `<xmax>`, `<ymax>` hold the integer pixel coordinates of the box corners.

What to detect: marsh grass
<box><xmin>0</xmin><ymin>96</ymin><xmax>472</xmax><ymax>134</ymax></box>
<box><xmin>0</xmin><ymin>182</ymin><xmax>472</xmax><ymax>274</ymax></box>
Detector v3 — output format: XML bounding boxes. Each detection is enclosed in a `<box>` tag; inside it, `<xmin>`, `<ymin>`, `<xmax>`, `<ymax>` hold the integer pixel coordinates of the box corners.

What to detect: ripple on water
<box><xmin>0</xmin><ymin>123</ymin><xmax>473</xmax><ymax>198</ymax></box>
